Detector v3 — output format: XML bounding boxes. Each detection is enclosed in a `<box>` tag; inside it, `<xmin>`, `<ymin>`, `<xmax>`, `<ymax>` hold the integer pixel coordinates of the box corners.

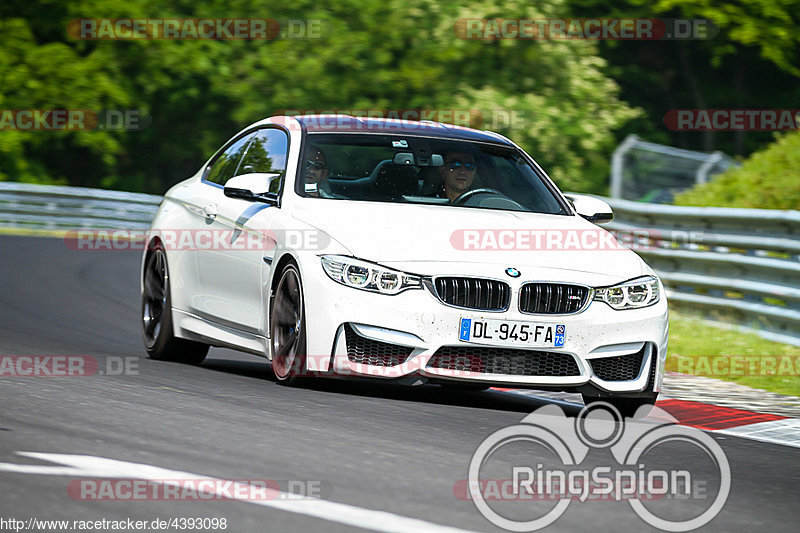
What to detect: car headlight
<box><xmin>593</xmin><ymin>276</ymin><xmax>660</xmax><ymax>310</ymax></box>
<box><xmin>320</xmin><ymin>255</ymin><xmax>423</xmax><ymax>295</ymax></box>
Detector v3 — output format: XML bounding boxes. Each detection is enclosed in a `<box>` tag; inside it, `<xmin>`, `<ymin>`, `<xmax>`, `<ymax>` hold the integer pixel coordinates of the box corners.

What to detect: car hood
<box><xmin>290</xmin><ymin>200</ymin><xmax>648</xmax><ymax>281</ymax></box>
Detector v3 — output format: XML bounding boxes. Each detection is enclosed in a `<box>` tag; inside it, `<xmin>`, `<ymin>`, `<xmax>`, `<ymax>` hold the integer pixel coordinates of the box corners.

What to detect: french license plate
<box><xmin>458</xmin><ymin>318</ymin><xmax>565</xmax><ymax>348</ymax></box>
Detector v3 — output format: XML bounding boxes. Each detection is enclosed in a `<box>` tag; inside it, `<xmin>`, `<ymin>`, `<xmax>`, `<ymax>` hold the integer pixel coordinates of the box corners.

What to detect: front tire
<box><xmin>142</xmin><ymin>245</ymin><xmax>208</xmax><ymax>365</ymax></box>
<box><xmin>270</xmin><ymin>263</ymin><xmax>308</xmax><ymax>386</ymax></box>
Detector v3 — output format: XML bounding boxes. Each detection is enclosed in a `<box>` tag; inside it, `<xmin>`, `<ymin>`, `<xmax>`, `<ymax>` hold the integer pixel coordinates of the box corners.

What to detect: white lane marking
<box><xmin>715</xmin><ymin>419</ymin><xmax>800</xmax><ymax>449</ymax></box>
<box><xmin>489</xmin><ymin>388</ymin><xmax>583</xmax><ymax>410</ymax></box>
<box><xmin>0</xmin><ymin>452</ymin><xmax>481</xmax><ymax>533</ymax></box>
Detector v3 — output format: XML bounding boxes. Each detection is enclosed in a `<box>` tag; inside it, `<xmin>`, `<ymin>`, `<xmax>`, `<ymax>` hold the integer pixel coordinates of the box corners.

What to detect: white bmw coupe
<box><xmin>141</xmin><ymin>115</ymin><xmax>668</xmax><ymax>414</ymax></box>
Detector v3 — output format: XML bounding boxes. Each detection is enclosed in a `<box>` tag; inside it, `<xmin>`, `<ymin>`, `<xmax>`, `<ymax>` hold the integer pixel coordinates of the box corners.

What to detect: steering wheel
<box><xmin>452</xmin><ymin>188</ymin><xmax>527</xmax><ymax>210</ymax></box>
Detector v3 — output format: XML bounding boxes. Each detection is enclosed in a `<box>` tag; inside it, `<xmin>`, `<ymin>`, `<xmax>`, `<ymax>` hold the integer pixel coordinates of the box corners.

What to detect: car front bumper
<box><xmin>300</xmin><ymin>260</ymin><xmax>669</xmax><ymax>395</ymax></box>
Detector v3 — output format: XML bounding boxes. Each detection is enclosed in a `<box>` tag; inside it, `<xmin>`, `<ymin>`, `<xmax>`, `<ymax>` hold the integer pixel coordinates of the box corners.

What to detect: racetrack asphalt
<box><xmin>1</xmin><ymin>235</ymin><xmax>798</xmax><ymax>532</ymax></box>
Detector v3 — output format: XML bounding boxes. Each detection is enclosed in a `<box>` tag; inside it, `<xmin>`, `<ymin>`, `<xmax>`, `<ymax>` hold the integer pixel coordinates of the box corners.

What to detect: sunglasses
<box><xmin>305</xmin><ymin>160</ymin><xmax>327</xmax><ymax>171</ymax></box>
<box><xmin>447</xmin><ymin>160</ymin><xmax>476</xmax><ymax>171</ymax></box>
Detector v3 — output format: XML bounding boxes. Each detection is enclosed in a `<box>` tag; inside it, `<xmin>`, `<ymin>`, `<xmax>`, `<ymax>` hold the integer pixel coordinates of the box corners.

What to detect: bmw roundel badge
<box><xmin>505</xmin><ymin>267</ymin><xmax>521</xmax><ymax>278</ymax></box>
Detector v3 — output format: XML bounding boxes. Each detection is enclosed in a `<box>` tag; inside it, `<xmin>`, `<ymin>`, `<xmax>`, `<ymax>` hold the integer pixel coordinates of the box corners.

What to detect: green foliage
<box><xmin>0</xmin><ymin>0</ymin><xmax>638</xmax><ymax>194</ymax></box>
<box><xmin>564</xmin><ymin>0</ymin><xmax>800</xmax><ymax>158</ymax></box>
<box><xmin>0</xmin><ymin>16</ymin><xmax>129</xmax><ymax>184</ymax></box>
<box><xmin>652</xmin><ymin>0</ymin><xmax>800</xmax><ymax>76</ymax></box>
<box><xmin>674</xmin><ymin>130</ymin><xmax>800</xmax><ymax>209</ymax></box>
<box><xmin>2</xmin><ymin>0</ymin><xmax>795</xmax><ymax>197</ymax></box>
<box><xmin>666</xmin><ymin>310</ymin><xmax>800</xmax><ymax>396</ymax></box>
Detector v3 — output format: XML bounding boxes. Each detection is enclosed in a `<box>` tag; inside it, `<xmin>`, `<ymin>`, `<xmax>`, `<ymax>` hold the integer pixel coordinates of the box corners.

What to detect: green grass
<box><xmin>666</xmin><ymin>310</ymin><xmax>800</xmax><ymax>396</ymax></box>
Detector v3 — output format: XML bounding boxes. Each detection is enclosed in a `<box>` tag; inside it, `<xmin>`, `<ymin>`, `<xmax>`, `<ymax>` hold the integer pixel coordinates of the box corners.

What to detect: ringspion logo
<box><xmin>464</xmin><ymin>403</ymin><xmax>730</xmax><ymax>531</ymax></box>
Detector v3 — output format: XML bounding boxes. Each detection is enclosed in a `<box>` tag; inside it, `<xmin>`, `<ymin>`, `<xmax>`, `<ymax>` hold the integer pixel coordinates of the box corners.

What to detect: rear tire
<box><xmin>270</xmin><ymin>263</ymin><xmax>308</xmax><ymax>386</ymax></box>
<box><xmin>582</xmin><ymin>393</ymin><xmax>658</xmax><ymax>418</ymax></box>
<box><xmin>142</xmin><ymin>245</ymin><xmax>208</xmax><ymax>365</ymax></box>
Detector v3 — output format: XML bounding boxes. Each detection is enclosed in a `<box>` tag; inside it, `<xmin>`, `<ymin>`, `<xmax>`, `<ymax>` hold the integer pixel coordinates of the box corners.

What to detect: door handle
<box><xmin>202</xmin><ymin>204</ymin><xmax>218</xmax><ymax>221</ymax></box>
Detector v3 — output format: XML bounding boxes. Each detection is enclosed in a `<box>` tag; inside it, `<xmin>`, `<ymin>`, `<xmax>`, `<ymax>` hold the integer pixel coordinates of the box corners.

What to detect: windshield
<box><xmin>298</xmin><ymin>133</ymin><xmax>568</xmax><ymax>215</ymax></box>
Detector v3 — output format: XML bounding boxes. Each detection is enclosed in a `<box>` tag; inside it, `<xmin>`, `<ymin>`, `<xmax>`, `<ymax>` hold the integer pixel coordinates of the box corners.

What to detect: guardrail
<box><xmin>600</xmin><ymin>196</ymin><xmax>800</xmax><ymax>346</ymax></box>
<box><xmin>610</xmin><ymin>134</ymin><xmax>737</xmax><ymax>203</ymax></box>
<box><xmin>0</xmin><ymin>182</ymin><xmax>160</xmax><ymax>230</ymax></box>
<box><xmin>1</xmin><ymin>182</ymin><xmax>798</xmax><ymax>345</ymax></box>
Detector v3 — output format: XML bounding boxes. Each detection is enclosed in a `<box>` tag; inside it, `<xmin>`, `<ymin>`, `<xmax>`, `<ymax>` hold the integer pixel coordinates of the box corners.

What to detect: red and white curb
<box><xmin>490</xmin><ymin>389</ymin><xmax>800</xmax><ymax>449</ymax></box>
<box><xmin>655</xmin><ymin>399</ymin><xmax>800</xmax><ymax>448</ymax></box>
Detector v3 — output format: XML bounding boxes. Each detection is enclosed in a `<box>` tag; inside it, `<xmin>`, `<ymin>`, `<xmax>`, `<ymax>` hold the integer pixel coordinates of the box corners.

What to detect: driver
<box><xmin>437</xmin><ymin>150</ymin><xmax>477</xmax><ymax>202</ymax></box>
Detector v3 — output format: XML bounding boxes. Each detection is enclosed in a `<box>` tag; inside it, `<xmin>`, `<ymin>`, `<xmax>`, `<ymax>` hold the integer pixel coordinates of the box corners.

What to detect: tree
<box><xmin>1</xmin><ymin>0</ymin><xmax>642</xmax><ymax>194</ymax></box>
<box><xmin>674</xmin><ymin>130</ymin><xmax>800</xmax><ymax>209</ymax></box>
<box><xmin>564</xmin><ymin>0</ymin><xmax>800</xmax><ymax>157</ymax></box>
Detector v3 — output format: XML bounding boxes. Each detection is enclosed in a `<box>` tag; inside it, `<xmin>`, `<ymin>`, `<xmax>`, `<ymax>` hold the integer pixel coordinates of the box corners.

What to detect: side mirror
<box><xmin>564</xmin><ymin>194</ymin><xmax>614</xmax><ymax>224</ymax></box>
<box><xmin>223</xmin><ymin>173</ymin><xmax>281</xmax><ymax>204</ymax></box>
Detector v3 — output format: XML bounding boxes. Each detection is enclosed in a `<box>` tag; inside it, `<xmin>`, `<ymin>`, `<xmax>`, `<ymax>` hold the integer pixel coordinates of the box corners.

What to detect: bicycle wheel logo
<box><xmin>466</xmin><ymin>403</ymin><xmax>730</xmax><ymax>531</ymax></box>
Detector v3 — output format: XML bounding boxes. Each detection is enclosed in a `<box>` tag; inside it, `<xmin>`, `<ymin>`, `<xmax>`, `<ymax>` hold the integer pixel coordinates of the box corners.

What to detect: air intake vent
<box><xmin>427</xmin><ymin>346</ymin><xmax>580</xmax><ymax>377</ymax></box>
<box><xmin>590</xmin><ymin>350</ymin><xmax>645</xmax><ymax>381</ymax></box>
<box><xmin>344</xmin><ymin>324</ymin><xmax>413</xmax><ymax>367</ymax></box>
<box><xmin>519</xmin><ymin>283</ymin><xmax>590</xmax><ymax>314</ymax></box>
<box><xmin>433</xmin><ymin>277</ymin><xmax>510</xmax><ymax>311</ymax></box>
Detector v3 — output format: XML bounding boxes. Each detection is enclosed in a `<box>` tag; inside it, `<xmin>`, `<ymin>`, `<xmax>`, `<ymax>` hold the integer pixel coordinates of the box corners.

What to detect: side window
<box><xmin>235</xmin><ymin>129</ymin><xmax>289</xmax><ymax>194</ymax></box>
<box><xmin>205</xmin><ymin>133</ymin><xmax>255</xmax><ymax>186</ymax></box>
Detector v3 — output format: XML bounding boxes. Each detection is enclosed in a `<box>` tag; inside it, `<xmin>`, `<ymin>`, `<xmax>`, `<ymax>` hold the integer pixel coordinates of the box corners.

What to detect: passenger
<box><xmin>303</xmin><ymin>146</ymin><xmax>336</xmax><ymax>198</ymax></box>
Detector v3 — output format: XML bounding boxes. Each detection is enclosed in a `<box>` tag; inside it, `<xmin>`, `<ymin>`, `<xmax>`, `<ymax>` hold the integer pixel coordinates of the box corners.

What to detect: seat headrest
<box><xmin>372</xmin><ymin>162</ymin><xmax>419</xmax><ymax>198</ymax></box>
